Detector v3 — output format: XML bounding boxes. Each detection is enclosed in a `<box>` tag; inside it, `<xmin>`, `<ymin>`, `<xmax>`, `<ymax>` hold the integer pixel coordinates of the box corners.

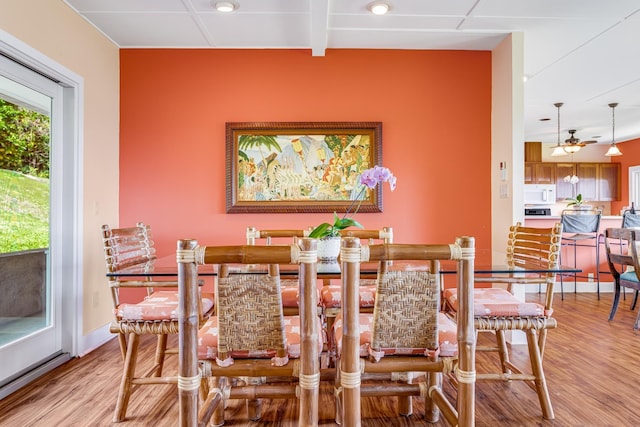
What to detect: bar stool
<box><xmin>559</xmin><ymin>209</ymin><xmax>601</xmax><ymax>299</ymax></box>
<box><xmin>619</xmin><ymin>210</ymin><xmax>640</xmax><ymax>306</ymax></box>
<box><xmin>597</xmin><ymin>209</ymin><xmax>640</xmax><ymax>301</ymax></box>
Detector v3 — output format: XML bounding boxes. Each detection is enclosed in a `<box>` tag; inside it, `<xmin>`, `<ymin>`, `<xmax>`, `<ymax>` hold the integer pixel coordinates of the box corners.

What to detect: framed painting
<box><xmin>226</xmin><ymin>122</ymin><xmax>382</xmax><ymax>213</ymax></box>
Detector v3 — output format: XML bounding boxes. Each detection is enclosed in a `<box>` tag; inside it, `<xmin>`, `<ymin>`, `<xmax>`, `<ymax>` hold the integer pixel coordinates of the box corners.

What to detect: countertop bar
<box><xmin>525</xmin><ymin>215</ymin><xmax>622</xmax><ymax>220</ymax></box>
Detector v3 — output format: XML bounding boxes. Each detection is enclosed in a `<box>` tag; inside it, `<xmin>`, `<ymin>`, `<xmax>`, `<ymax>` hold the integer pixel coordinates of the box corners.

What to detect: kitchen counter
<box><xmin>525</xmin><ymin>215</ymin><xmax>622</xmax><ymax>220</ymax></box>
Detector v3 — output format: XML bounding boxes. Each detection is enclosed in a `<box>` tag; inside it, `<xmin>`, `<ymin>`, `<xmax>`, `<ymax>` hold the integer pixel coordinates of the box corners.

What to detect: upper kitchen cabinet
<box><xmin>598</xmin><ymin>163</ymin><xmax>621</xmax><ymax>201</ymax></box>
<box><xmin>576</xmin><ymin>163</ymin><xmax>598</xmax><ymax>201</ymax></box>
<box><xmin>556</xmin><ymin>162</ymin><xmax>620</xmax><ymax>202</ymax></box>
<box><xmin>524</xmin><ymin>162</ymin><xmax>556</xmax><ymax>185</ymax></box>
<box><xmin>556</xmin><ymin>163</ymin><xmax>577</xmax><ymax>200</ymax></box>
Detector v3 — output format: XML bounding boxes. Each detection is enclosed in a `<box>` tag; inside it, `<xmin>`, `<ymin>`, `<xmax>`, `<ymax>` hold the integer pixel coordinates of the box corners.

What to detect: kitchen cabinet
<box><xmin>597</xmin><ymin>163</ymin><xmax>621</xmax><ymax>201</ymax></box>
<box><xmin>528</xmin><ymin>162</ymin><xmax>621</xmax><ymax>202</ymax></box>
<box><xmin>524</xmin><ymin>162</ymin><xmax>556</xmax><ymax>185</ymax></box>
<box><xmin>555</xmin><ymin>163</ymin><xmax>576</xmax><ymax>200</ymax></box>
<box><xmin>576</xmin><ymin>163</ymin><xmax>598</xmax><ymax>201</ymax></box>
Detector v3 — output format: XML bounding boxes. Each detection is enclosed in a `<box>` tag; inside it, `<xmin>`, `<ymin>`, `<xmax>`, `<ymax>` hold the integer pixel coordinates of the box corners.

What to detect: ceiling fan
<box><xmin>551</xmin><ymin>103</ymin><xmax>597</xmax><ymax>156</ymax></box>
<box><xmin>564</xmin><ymin>129</ymin><xmax>597</xmax><ymax>147</ymax></box>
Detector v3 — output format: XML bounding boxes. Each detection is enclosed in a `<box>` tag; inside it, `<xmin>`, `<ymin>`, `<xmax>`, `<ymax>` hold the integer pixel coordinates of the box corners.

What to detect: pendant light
<box><xmin>551</xmin><ymin>102</ymin><xmax>568</xmax><ymax>157</ymax></box>
<box><xmin>605</xmin><ymin>102</ymin><xmax>622</xmax><ymax>156</ymax></box>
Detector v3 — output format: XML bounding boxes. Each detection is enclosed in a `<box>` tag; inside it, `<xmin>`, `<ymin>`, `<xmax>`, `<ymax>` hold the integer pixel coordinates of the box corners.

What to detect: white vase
<box><xmin>317</xmin><ymin>236</ymin><xmax>341</xmax><ymax>273</ymax></box>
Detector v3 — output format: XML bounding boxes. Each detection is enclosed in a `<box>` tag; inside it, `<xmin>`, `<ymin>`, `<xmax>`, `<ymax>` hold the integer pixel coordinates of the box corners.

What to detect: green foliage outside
<box><xmin>0</xmin><ymin>99</ymin><xmax>50</xmax><ymax>177</ymax></box>
<box><xmin>0</xmin><ymin>98</ymin><xmax>50</xmax><ymax>252</ymax></box>
<box><xmin>0</xmin><ymin>169</ymin><xmax>49</xmax><ymax>252</ymax></box>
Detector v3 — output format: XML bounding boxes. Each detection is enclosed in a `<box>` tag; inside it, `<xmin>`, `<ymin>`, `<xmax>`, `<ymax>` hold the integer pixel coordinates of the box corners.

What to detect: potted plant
<box><xmin>309</xmin><ymin>165</ymin><xmax>396</xmax><ymax>271</ymax></box>
<box><xmin>566</xmin><ymin>193</ymin><xmax>584</xmax><ymax>208</ymax></box>
<box><xmin>566</xmin><ymin>193</ymin><xmax>592</xmax><ymax>211</ymax></box>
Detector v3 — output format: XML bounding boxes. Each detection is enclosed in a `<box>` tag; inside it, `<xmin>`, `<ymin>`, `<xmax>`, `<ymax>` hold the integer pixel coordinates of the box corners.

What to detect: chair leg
<box><xmin>424</xmin><ymin>371</ymin><xmax>440</xmax><ymax>423</ymax></box>
<box><xmin>396</xmin><ymin>372</ymin><xmax>413</xmax><ymax>416</ymax></box>
<box><xmin>153</xmin><ymin>333</ymin><xmax>168</xmax><ymax>377</ymax></box>
<box><xmin>609</xmin><ymin>282</ymin><xmax>622</xmax><ymax>321</ymax></box>
<box><xmin>495</xmin><ymin>330</ymin><xmax>511</xmax><ymax>375</ymax></box>
<box><xmin>334</xmin><ymin>366</ymin><xmax>343</xmax><ymax>425</ymax></box>
<box><xmin>117</xmin><ymin>332</ymin><xmax>127</xmax><ymax>361</ymax></box>
<box><xmin>631</xmin><ymin>290</ymin><xmax>639</xmax><ymax>310</ymax></box>
<box><xmin>113</xmin><ymin>333</ymin><xmax>140</xmax><ymax>422</ymax></box>
<box><xmin>526</xmin><ymin>330</ymin><xmax>554</xmax><ymax>420</ymax></box>
<box><xmin>538</xmin><ymin>329</ymin><xmax>548</xmax><ymax>361</ymax></box>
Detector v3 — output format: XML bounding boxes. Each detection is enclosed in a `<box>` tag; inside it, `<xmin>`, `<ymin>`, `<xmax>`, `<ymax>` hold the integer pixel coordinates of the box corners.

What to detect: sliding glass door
<box><xmin>0</xmin><ymin>55</ymin><xmax>64</xmax><ymax>387</ymax></box>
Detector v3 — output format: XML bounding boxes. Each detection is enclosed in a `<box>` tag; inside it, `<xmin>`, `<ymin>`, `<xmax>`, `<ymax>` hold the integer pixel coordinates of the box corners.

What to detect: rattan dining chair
<box><xmin>320</xmin><ymin>227</ymin><xmax>393</xmax><ymax>356</ymax></box>
<box><xmin>443</xmin><ymin>222</ymin><xmax>562</xmax><ymax>420</ymax></box>
<box><xmin>177</xmin><ymin>238</ymin><xmax>321</xmax><ymax>426</ymax></box>
<box><xmin>333</xmin><ymin>236</ymin><xmax>475</xmax><ymax>427</ymax></box>
<box><xmin>102</xmin><ymin>223</ymin><xmax>214</xmax><ymax>422</ymax></box>
<box><xmin>603</xmin><ymin>228</ymin><xmax>640</xmax><ymax>329</ymax></box>
<box><xmin>246</xmin><ymin>226</ymin><xmax>315</xmax><ymax>315</ymax></box>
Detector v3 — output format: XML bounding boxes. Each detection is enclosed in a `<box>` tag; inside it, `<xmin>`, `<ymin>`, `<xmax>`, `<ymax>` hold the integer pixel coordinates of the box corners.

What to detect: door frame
<box><xmin>629</xmin><ymin>165</ymin><xmax>640</xmax><ymax>209</ymax></box>
<box><xmin>0</xmin><ymin>29</ymin><xmax>83</xmax><ymax>397</ymax></box>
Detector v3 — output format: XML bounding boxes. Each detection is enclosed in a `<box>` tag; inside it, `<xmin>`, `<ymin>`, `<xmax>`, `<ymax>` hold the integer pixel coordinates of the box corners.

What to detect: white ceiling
<box><xmin>63</xmin><ymin>0</ymin><xmax>640</xmax><ymax>148</ymax></box>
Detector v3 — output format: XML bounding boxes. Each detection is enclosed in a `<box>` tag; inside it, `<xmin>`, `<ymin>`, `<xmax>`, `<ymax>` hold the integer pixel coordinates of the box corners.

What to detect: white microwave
<box><xmin>524</xmin><ymin>184</ymin><xmax>556</xmax><ymax>205</ymax></box>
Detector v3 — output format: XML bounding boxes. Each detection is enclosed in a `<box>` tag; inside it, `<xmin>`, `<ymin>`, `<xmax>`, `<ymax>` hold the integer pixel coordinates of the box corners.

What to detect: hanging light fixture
<box><xmin>551</xmin><ymin>102</ymin><xmax>568</xmax><ymax>157</ymax></box>
<box><xmin>605</xmin><ymin>102</ymin><xmax>622</xmax><ymax>156</ymax></box>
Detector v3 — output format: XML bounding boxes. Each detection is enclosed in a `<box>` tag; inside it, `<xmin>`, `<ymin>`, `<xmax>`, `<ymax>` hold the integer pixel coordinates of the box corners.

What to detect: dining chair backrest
<box><xmin>506</xmin><ymin>222</ymin><xmax>563</xmax><ymax>274</ymax></box>
<box><xmin>622</xmin><ymin>210</ymin><xmax>640</xmax><ymax>229</ymax></box>
<box><xmin>339</xmin><ymin>227</ymin><xmax>393</xmax><ymax>245</ymax></box>
<box><xmin>246</xmin><ymin>226</ymin><xmax>312</xmax><ymax>245</ymax></box>
<box><xmin>337</xmin><ymin>236</ymin><xmax>476</xmax><ymax>426</ymax></box>
<box><xmin>177</xmin><ymin>238</ymin><xmax>320</xmax><ymax>426</ymax></box>
<box><xmin>560</xmin><ymin>209</ymin><xmax>601</xmax><ymax>234</ymax></box>
<box><xmin>102</xmin><ymin>222</ymin><xmax>156</xmax><ymax>273</ymax></box>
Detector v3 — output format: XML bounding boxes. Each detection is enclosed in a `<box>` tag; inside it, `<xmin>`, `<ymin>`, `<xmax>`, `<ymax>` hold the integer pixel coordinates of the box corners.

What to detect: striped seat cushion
<box><xmin>116</xmin><ymin>290</ymin><xmax>214</xmax><ymax>321</ymax></box>
<box><xmin>280</xmin><ymin>279</ymin><xmax>322</xmax><ymax>308</ymax></box>
<box><xmin>320</xmin><ymin>283</ymin><xmax>376</xmax><ymax>308</ymax></box>
<box><xmin>444</xmin><ymin>287</ymin><xmax>548</xmax><ymax>317</ymax></box>
<box><xmin>332</xmin><ymin>312</ymin><xmax>458</xmax><ymax>358</ymax></box>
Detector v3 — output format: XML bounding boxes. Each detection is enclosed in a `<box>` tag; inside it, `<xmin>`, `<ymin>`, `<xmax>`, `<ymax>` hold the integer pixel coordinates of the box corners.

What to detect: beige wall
<box><xmin>0</xmin><ymin>1</ymin><xmax>120</xmax><ymax>336</ymax></box>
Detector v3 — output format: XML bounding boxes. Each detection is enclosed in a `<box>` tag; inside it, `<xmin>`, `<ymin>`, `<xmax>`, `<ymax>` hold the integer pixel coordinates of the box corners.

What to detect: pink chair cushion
<box><xmin>197</xmin><ymin>314</ymin><xmax>324</xmax><ymax>360</ymax></box>
<box><xmin>280</xmin><ymin>280</ymin><xmax>322</xmax><ymax>308</ymax></box>
<box><xmin>332</xmin><ymin>312</ymin><xmax>458</xmax><ymax>358</ymax></box>
<box><xmin>116</xmin><ymin>290</ymin><xmax>214</xmax><ymax>321</ymax></box>
<box><xmin>320</xmin><ymin>284</ymin><xmax>376</xmax><ymax>308</ymax></box>
<box><xmin>443</xmin><ymin>287</ymin><xmax>548</xmax><ymax>317</ymax></box>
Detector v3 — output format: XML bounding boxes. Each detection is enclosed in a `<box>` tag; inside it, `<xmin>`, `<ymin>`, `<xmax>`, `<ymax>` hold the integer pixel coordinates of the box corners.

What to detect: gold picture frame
<box><xmin>226</xmin><ymin>122</ymin><xmax>382</xmax><ymax>213</ymax></box>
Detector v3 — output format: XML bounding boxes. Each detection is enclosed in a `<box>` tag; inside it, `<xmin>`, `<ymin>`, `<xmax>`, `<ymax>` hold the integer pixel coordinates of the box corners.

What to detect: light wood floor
<box><xmin>2</xmin><ymin>293</ymin><xmax>640</xmax><ymax>426</ymax></box>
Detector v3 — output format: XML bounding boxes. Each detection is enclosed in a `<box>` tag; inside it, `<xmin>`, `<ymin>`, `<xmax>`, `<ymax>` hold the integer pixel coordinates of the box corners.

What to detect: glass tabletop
<box><xmin>106</xmin><ymin>254</ymin><xmax>580</xmax><ymax>278</ymax></box>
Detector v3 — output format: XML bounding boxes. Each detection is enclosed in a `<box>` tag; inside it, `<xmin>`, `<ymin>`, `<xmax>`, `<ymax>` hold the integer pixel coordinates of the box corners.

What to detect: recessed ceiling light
<box><xmin>367</xmin><ymin>1</ymin><xmax>390</xmax><ymax>15</ymax></box>
<box><xmin>213</xmin><ymin>1</ymin><xmax>238</xmax><ymax>13</ymax></box>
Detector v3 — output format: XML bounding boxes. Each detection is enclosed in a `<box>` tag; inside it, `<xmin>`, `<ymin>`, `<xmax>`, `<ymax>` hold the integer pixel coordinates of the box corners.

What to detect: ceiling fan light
<box><xmin>551</xmin><ymin>145</ymin><xmax>568</xmax><ymax>157</ymax></box>
<box><xmin>368</xmin><ymin>1</ymin><xmax>390</xmax><ymax>15</ymax></box>
<box><xmin>563</xmin><ymin>145</ymin><xmax>581</xmax><ymax>154</ymax></box>
<box><xmin>605</xmin><ymin>143</ymin><xmax>622</xmax><ymax>157</ymax></box>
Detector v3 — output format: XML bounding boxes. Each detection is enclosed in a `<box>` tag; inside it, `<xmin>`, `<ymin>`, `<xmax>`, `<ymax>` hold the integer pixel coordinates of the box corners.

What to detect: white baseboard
<box><xmin>525</xmin><ymin>280</ymin><xmax>615</xmax><ymax>294</ymax></box>
<box><xmin>76</xmin><ymin>323</ymin><xmax>115</xmax><ymax>357</ymax></box>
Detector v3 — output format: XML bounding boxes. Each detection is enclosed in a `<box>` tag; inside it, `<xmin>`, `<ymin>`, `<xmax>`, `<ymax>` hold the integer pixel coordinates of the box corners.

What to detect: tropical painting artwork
<box><xmin>226</xmin><ymin>122</ymin><xmax>382</xmax><ymax>213</ymax></box>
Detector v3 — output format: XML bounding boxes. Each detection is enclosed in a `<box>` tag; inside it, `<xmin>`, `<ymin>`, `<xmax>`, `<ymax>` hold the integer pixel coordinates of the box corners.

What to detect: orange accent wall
<box><xmin>611</xmin><ymin>137</ymin><xmax>640</xmax><ymax>214</ymax></box>
<box><xmin>119</xmin><ymin>49</ymin><xmax>492</xmax><ymax>257</ymax></box>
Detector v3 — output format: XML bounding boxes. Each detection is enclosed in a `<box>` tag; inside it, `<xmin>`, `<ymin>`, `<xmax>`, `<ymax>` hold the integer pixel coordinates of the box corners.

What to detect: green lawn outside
<box><xmin>0</xmin><ymin>168</ymin><xmax>49</xmax><ymax>252</ymax></box>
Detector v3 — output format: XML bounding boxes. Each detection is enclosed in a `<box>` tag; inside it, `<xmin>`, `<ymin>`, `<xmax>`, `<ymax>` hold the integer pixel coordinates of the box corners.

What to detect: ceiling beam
<box><xmin>310</xmin><ymin>0</ymin><xmax>329</xmax><ymax>56</ymax></box>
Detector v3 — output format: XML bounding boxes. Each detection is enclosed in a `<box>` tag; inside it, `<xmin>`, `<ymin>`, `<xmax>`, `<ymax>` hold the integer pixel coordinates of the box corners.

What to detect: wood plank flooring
<box><xmin>2</xmin><ymin>293</ymin><xmax>640</xmax><ymax>426</ymax></box>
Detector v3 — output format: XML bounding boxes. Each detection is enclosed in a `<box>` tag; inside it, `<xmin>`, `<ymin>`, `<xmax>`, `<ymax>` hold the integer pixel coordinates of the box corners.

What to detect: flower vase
<box><xmin>572</xmin><ymin>204</ymin><xmax>593</xmax><ymax>212</ymax></box>
<box><xmin>317</xmin><ymin>236</ymin><xmax>341</xmax><ymax>273</ymax></box>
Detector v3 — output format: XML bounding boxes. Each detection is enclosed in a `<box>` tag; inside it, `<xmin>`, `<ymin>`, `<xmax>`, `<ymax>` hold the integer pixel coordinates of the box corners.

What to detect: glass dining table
<box><xmin>106</xmin><ymin>253</ymin><xmax>581</xmax><ymax>279</ymax></box>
